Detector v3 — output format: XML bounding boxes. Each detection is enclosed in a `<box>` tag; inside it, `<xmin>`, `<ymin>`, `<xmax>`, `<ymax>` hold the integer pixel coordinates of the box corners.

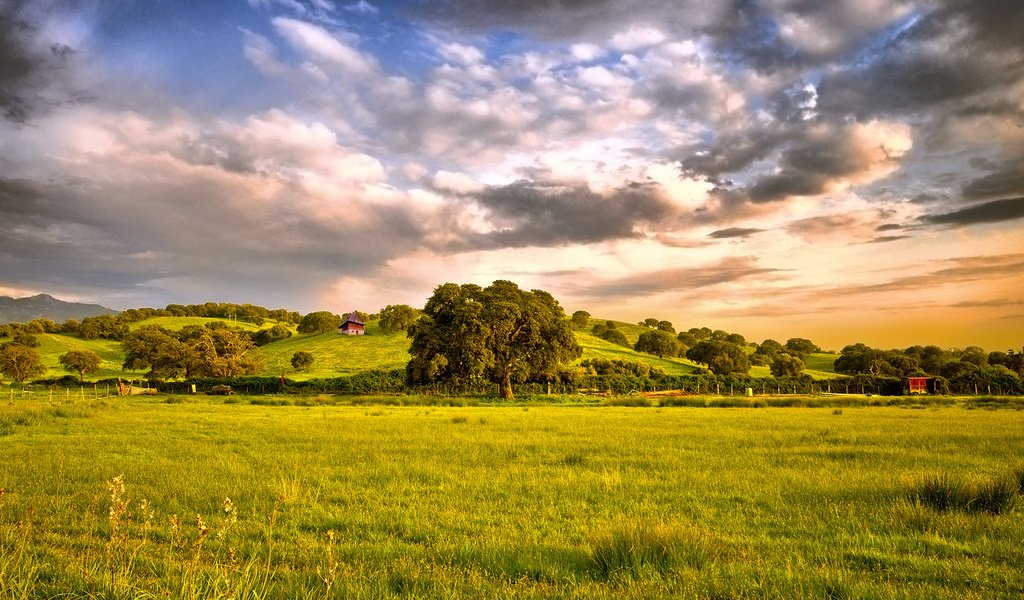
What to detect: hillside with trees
<box><xmin>0</xmin><ymin>290</ymin><xmax>1021</xmax><ymax>396</ymax></box>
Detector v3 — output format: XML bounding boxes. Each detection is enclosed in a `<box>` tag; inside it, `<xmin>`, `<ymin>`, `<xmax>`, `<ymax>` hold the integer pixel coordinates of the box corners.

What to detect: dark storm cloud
<box><xmin>921</xmin><ymin>197</ymin><xmax>1024</xmax><ymax>227</ymax></box>
<box><xmin>816</xmin><ymin>0</ymin><xmax>1024</xmax><ymax>120</ymax></box>
<box><xmin>0</xmin><ymin>1</ymin><xmax>77</xmax><ymax>123</ymax></box>
<box><xmin>701</xmin><ymin>0</ymin><xmax>800</xmax><ymax>73</ymax></box>
<box><xmin>708</xmin><ymin>227</ymin><xmax>765</xmax><ymax>239</ymax></box>
<box><xmin>961</xmin><ymin>163</ymin><xmax>1024</xmax><ymax>201</ymax></box>
<box><xmin>449</xmin><ymin>180</ymin><xmax>674</xmax><ymax>251</ymax></box>
<box><xmin>680</xmin><ymin>127</ymin><xmax>786</xmax><ymax>181</ymax></box>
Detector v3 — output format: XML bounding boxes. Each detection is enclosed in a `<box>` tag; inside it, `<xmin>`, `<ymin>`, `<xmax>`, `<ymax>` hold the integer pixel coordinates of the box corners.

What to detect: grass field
<box><xmin>260</xmin><ymin>325</ymin><xmax>411</xmax><ymax>379</ymax></box>
<box><xmin>1</xmin><ymin>396</ymin><xmax>1021</xmax><ymax>598</ymax></box>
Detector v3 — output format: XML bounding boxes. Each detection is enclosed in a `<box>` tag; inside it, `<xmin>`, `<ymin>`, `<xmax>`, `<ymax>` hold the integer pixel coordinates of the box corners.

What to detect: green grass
<box><xmin>127</xmin><ymin>316</ymin><xmax>267</xmax><ymax>332</ymax></box>
<box><xmin>260</xmin><ymin>322</ymin><xmax>411</xmax><ymax>379</ymax></box>
<box><xmin>33</xmin><ymin>333</ymin><xmax>146</xmax><ymax>381</ymax></box>
<box><xmin>0</xmin><ymin>398</ymin><xmax>1022</xmax><ymax>598</ymax></box>
<box><xmin>804</xmin><ymin>352</ymin><xmax>839</xmax><ymax>378</ymax></box>
<box><xmin>575</xmin><ymin>332</ymin><xmax>700</xmax><ymax>375</ymax></box>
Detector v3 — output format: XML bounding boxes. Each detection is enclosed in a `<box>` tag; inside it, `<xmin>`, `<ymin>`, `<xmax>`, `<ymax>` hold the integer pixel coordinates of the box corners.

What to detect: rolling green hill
<box><xmin>3</xmin><ymin>315</ymin><xmax>839</xmax><ymax>383</ymax></box>
<box><xmin>260</xmin><ymin>323</ymin><xmax>411</xmax><ymax>379</ymax></box>
<box><xmin>34</xmin><ymin>333</ymin><xmax>145</xmax><ymax>381</ymax></box>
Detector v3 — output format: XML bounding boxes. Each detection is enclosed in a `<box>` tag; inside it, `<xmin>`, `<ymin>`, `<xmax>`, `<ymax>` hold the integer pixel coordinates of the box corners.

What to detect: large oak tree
<box><xmin>407</xmin><ymin>281</ymin><xmax>581</xmax><ymax>400</ymax></box>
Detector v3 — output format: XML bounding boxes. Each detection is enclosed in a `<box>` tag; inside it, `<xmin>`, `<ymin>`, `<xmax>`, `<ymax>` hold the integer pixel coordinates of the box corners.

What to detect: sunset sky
<box><xmin>1</xmin><ymin>0</ymin><xmax>1022</xmax><ymax>350</ymax></box>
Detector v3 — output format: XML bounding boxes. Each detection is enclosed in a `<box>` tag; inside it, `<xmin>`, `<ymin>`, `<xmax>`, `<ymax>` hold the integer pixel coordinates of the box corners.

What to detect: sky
<box><xmin>1</xmin><ymin>0</ymin><xmax>1023</xmax><ymax>351</ymax></box>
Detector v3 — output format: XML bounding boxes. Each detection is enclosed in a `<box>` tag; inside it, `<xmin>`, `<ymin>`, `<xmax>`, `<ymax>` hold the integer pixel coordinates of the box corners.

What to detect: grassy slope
<box><xmin>34</xmin><ymin>333</ymin><xmax>145</xmax><ymax>381</ymax></box>
<box><xmin>260</xmin><ymin>322</ymin><xmax>411</xmax><ymax>379</ymax></box>
<box><xmin>9</xmin><ymin>316</ymin><xmax>838</xmax><ymax>383</ymax></box>
<box><xmin>1</xmin><ymin>399</ymin><xmax>1021</xmax><ymax>598</ymax></box>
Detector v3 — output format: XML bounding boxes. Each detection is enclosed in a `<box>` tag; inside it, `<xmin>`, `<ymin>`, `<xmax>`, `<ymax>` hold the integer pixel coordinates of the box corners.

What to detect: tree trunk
<box><xmin>499</xmin><ymin>372</ymin><xmax>515</xmax><ymax>401</ymax></box>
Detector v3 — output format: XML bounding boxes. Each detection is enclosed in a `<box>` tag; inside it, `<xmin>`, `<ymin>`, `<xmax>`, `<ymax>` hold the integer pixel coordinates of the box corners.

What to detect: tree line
<box><xmin>2</xmin><ymin>287</ymin><xmax>1021</xmax><ymax>397</ymax></box>
<box><xmin>579</xmin><ymin>313</ymin><xmax>821</xmax><ymax>377</ymax></box>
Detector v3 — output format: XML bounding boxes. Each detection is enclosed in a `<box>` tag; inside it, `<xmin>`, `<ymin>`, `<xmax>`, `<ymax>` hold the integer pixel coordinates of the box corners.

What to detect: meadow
<box><xmin>1</xmin><ymin>395</ymin><xmax>1022</xmax><ymax>598</ymax></box>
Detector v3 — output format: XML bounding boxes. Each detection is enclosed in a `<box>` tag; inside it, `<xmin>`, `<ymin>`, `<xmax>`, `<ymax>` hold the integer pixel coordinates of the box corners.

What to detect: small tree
<box><xmin>297</xmin><ymin>311</ymin><xmax>342</xmax><ymax>334</ymax></box>
<box><xmin>58</xmin><ymin>349</ymin><xmax>102</xmax><ymax>382</ymax></box>
<box><xmin>379</xmin><ymin>304</ymin><xmax>420</xmax><ymax>334</ymax></box>
<box><xmin>0</xmin><ymin>343</ymin><xmax>47</xmax><ymax>382</ymax></box>
<box><xmin>634</xmin><ymin>330</ymin><xmax>681</xmax><ymax>358</ymax></box>
<box><xmin>291</xmin><ymin>351</ymin><xmax>315</xmax><ymax>372</ymax></box>
<box><xmin>686</xmin><ymin>340</ymin><xmax>751</xmax><ymax>375</ymax></box>
<box><xmin>570</xmin><ymin>310</ymin><xmax>591</xmax><ymax>328</ymax></box>
<box><xmin>770</xmin><ymin>353</ymin><xmax>805</xmax><ymax>377</ymax></box>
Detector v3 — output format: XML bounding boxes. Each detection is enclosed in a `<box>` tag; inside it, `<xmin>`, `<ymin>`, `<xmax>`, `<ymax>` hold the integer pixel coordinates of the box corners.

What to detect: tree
<box><xmin>121</xmin><ymin>324</ymin><xmax>264</xmax><ymax>379</ymax></box>
<box><xmin>408</xmin><ymin>281</ymin><xmax>581</xmax><ymax>400</ymax></box>
<box><xmin>122</xmin><ymin>326</ymin><xmax>187</xmax><ymax>378</ymax></box>
<box><xmin>570</xmin><ymin>310</ymin><xmax>591</xmax><ymax>328</ymax></box>
<box><xmin>598</xmin><ymin>328</ymin><xmax>630</xmax><ymax>347</ymax></box>
<box><xmin>12</xmin><ymin>333</ymin><xmax>39</xmax><ymax>347</ymax></box>
<box><xmin>0</xmin><ymin>343</ymin><xmax>47</xmax><ymax>382</ymax></box>
<box><xmin>79</xmin><ymin>314</ymin><xmax>129</xmax><ymax>340</ymax></box>
<box><xmin>784</xmin><ymin>337</ymin><xmax>820</xmax><ymax>357</ymax></box>
<box><xmin>657</xmin><ymin>320</ymin><xmax>675</xmax><ymax>333</ymax></box>
<box><xmin>957</xmin><ymin>346</ymin><xmax>988</xmax><ymax>367</ymax></box>
<box><xmin>641</xmin><ymin>318</ymin><xmax>660</xmax><ymax>328</ymax></box>
<box><xmin>252</xmin><ymin>323</ymin><xmax>293</xmax><ymax>346</ymax></box>
<box><xmin>634</xmin><ymin>330</ymin><xmax>681</xmax><ymax>358</ymax></box>
<box><xmin>407</xmin><ymin>283</ymin><xmax>489</xmax><ymax>388</ymax></box>
<box><xmin>58</xmin><ymin>349</ymin><xmax>102</xmax><ymax>382</ymax></box>
<box><xmin>770</xmin><ymin>353</ymin><xmax>805</xmax><ymax>377</ymax></box>
<box><xmin>379</xmin><ymin>304</ymin><xmax>420</xmax><ymax>334</ymax></box>
<box><xmin>297</xmin><ymin>311</ymin><xmax>342</xmax><ymax>334</ymax></box>
<box><xmin>291</xmin><ymin>351</ymin><xmax>315</xmax><ymax>372</ymax></box>
<box><xmin>686</xmin><ymin>340</ymin><xmax>751</xmax><ymax>375</ymax></box>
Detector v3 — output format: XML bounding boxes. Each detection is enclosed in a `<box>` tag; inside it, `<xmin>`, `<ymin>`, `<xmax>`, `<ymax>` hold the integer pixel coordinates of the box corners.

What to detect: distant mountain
<box><xmin>0</xmin><ymin>293</ymin><xmax>118</xmax><ymax>324</ymax></box>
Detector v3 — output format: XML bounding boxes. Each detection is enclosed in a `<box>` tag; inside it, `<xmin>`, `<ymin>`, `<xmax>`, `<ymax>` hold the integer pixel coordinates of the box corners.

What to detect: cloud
<box><xmin>747</xmin><ymin>120</ymin><xmax>912</xmax><ymax>203</ymax></box>
<box><xmin>0</xmin><ymin>2</ymin><xmax>79</xmax><ymax>123</ymax></box>
<box><xmin>816</xmin><ymin>1</ymin><xmax>1024</xmax><ymax>121</ymax></box>
<box><xmin>555</xmin><ymin>256</ymin><xmax>781</xmax><ymax>300</ymax></box>
<box><xmin>272</xmin><ymin>17</ymin><xmax>378</xmax><ymax>76</ymax></box>
<box><xmin>410</xmin><ymin>0</ymin><xmax>727</xmax><ymax>43</ymax></box>
<box><xmin>708</xmin><ymin>227</ymin><xmax>765</xmax><ymax>239</ymax></box>
<box><xmin>812</xmin><ymin>254</ymin><xmax>1024</xmax><ymax>299</ymax></box>
<box><xmin>0</xmin><ymin>106</ymin><xmax>432</xmax><ymax>307</ymax></box>
<box><xmin>921</xmin><ymin>197</ymin><xmax>1024</xmax><ymax>227</ymax></box>
<box><xmin>961</xmin><ymin>163</ymin><xmax>1024</xmax><ymax>201</ymax></box>
<box><xmin>447</xmin><ymin>180</ymin><xmax>676</xmax><ymax>251</ymax></box>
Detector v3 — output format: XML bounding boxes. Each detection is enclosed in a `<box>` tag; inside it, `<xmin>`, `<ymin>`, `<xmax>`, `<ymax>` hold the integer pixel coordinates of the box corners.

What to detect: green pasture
<box><xmin>1</xmin><ymin>397</ymin><xmax>1022</xmax><ymax>598</ymax></box>
<box><xmin>34</xmin><ymin>333</ymin><xmax>145</xmax><ymax>381</ymax></box>
<box><xmin>127</xmin><ymin>316</ymin><xmax>267</xmax><ymax>332</ymax></box>
<box><xmin>804</xmin><ymin>353</ymin><xmax>840</xmax><ymax>377</ymax></box>
<box><xmin>260</xmin><ymin>325</ymin><xmax>411</xmax><ymax>379</ymax></box>
<box><xmin>575</xmin><ymin>332</ymin><xmax>701</xmax><ymax>375</ymax></box>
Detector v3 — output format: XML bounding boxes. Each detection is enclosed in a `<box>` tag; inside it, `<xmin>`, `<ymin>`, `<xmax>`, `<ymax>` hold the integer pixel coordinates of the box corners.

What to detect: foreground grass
<box><xmin>1</xmin><ymin>396</ymin><xmax>1022</xmax><ymax>598</ymax></box>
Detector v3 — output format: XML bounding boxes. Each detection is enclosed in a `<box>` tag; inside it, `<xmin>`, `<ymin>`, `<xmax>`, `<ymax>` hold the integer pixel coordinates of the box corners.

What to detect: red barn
<box><xmin>338</xmin><ymin>313</ymin><xmax>365</xmax><ymax>336</ymax></box>
<box><xmin>904</xmin><ymin>377</ymin><xmax>934</xmax><ymax>394</ymax></box>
